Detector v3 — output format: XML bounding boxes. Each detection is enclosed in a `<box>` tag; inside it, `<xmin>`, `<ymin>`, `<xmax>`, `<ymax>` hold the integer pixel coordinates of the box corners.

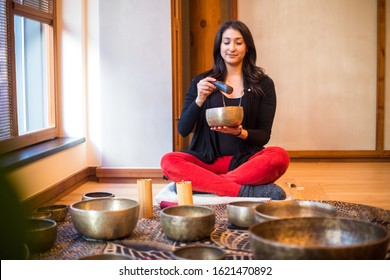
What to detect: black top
<box><xmin>178</xmin><ymin>73</ymin><xmax>277</xmax><ymax>170</ymax></box>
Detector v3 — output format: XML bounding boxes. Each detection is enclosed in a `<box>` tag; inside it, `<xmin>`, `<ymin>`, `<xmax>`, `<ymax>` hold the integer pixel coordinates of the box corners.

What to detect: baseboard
<box><xmin>96</xmin><ymin>167</ymin><xmax>165</xmax><ymax>183</ymax></box>
<box><xmin>288</xmin><ymin>150</ymin><xmax>390</xmax><ymax>161</ymax></box>
<box><xmin>22</xmin><ymin>166</ymin><xmax>97</xmax><ymax>212</ymax></box>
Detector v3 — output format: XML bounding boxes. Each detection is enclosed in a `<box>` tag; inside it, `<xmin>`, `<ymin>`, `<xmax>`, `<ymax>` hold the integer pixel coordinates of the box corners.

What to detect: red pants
<box><xmin>160</xmin><ymin>146</ymin><xmax>290</xmax><ymax>197</ymax></box>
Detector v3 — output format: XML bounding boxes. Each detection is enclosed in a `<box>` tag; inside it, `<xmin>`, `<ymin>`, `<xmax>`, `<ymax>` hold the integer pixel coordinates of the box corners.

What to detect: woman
<box><xmin>161</xmin><ymin>21</ymin><xmax>289</xmax><ymax>199</ymax></box>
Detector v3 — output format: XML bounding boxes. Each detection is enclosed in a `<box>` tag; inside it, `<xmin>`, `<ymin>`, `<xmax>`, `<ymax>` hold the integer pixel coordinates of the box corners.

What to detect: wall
<box><xmin>239</xmin><ymin>0</ymin><xmax>378</xmax><ymax>150</ymax></box>
<box><xmin>99</xmin><ymin>0</ymin><xmax>172</xmax><ymax>167</ymax></box>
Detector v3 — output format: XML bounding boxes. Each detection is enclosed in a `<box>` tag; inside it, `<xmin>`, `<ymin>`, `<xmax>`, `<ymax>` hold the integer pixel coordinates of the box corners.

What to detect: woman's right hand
<box><xmin>195</xmin><ymin>77</ymin><xmax>216</xmax><ymax>107</ymax></box>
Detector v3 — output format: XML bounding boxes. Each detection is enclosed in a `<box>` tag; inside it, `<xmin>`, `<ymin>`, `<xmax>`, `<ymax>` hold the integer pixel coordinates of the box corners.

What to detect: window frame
<box><xmin>0</xmin><ymin>0</ymin><xmax>58</xmax><ymax>154</ymax></box>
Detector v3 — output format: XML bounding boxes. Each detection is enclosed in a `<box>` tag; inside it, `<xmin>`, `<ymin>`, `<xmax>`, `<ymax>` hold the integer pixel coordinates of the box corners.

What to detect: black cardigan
<box><xmin>178</xmin><ymin>73</ymin><xmax>277</xmax><ymax>171</ymax></box>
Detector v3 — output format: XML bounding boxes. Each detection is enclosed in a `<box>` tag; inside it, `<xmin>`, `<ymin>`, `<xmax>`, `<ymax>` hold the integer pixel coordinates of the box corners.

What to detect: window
<box><xmin>0</xmin><ymin>0</ymin><xmax>57</xmax><ymax>154</ymax></box>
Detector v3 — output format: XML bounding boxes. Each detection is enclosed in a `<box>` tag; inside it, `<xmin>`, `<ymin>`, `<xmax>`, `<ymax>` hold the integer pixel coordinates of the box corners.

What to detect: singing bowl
<box><xmin>255</xmin><ymin>200</ymin><xmax>337</xmax><ymax>223</ymax></box>
<box><xmin>70</xmin><ymin>198</ymin><xmax>139</xmax><ymax>240</ymax></box>
<box><xmin>160</xmin><ymin>205</ymin><xmax>215</xmax><ymax>242</ymax></box>
<box><xmin>249</xmin><ymin>217</ymin><xmax>390</xmax><ymax>260</ymax></box>
<box><xmin>37</xmin><ymin>204</ymin><xmax>68</xmax><ymax>222</ymax></box>
<box><xmin>206</xmin><ymin>106</ymin><xmax>243</xmax><ymax>127</ymax></box>
<box><xmin>82</xmin><ymin>192</ymin><xmax>115</xmax><ymax>200</ymax></box>
<box><xmin>24</xmin><ymin>218</ymin><xmax>57</xmax><ymax>253</ymax></box>
<box><xmin>79</xmin><ymin>254</ymin><xmax>134</xmax><ymax>260</ymax></box>
<box><xmin>227</xmin><ymin>201</ymin><xmax>267</xmax><ymax>228</ymax></box>
<box><xmin>172</xmin><ymin>245</ymin><xmax>226</xmax><ymax>260</ymax></box>
<box><xmin>27</xmin><ymin>211</ymin><xmax>52</xmax><ymax>220</ymax></box>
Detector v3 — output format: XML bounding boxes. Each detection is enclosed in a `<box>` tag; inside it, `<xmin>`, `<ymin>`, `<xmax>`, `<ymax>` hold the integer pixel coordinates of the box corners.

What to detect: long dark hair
<box><xmin>208</xmin><ymin>20</ymin><xmax>266</xmax><ymax>97</ymax></box>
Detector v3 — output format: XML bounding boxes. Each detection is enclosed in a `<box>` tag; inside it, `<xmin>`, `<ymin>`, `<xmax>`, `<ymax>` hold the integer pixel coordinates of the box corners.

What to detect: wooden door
<box><xmin>189</xmin><ymin>0</ymin><xmax>221</xmax><ymax>77</ymax></box>
<box><xmin>171</xmin><ymin>0</ymin><xmax>237</xmax><ymax>151</ymax></box>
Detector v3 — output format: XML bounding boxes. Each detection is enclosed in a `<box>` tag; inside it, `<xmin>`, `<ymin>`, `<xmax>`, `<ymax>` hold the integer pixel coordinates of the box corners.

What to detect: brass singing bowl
<box><xmin>79</xmin><ymin>254</ymin><xmax>134</xmax><ymax>260</ymax></box>
<box><xmin>37</xmin><ymin>204</ymin><xmax>68</xmax><ymax>222</ymax></box>
<box><xmin>172</xmin><ymin>245</ymin><xmax>226</xmax><ymax>260</ymax></box>
<box><xmin>70</xmin><ymin>198</ymin><xmax>139</xmax><ymax>240</ymax></box>
<box><xmin>227</xmin><ymin>201</ymin><xmax>268</xmax><ymax>228</ymax></box>
<box><xmin>160</xmin><ymin>205</ymin><xmax>215</xmax><ymax>242</ymax></box>
<box><xmin>249</xmin><ymin>217</ymin><xmax>390</xmax><ymax>260</ymax></box>
<box><xmin>27</xmin><ymin>211</ymin><xmax>52</xmax><ymax>220</ymax></box>
<box><xmin>25</xmin><ymin>218</ymin><xmax>57</xmax><ymax>253</ymax></box>
<box><xmin>255</xmin><ymin>200</ymin><xmax>337</xmax><ymax>223</ymax></box>
<box><xmin>82</xmin><ymin>192</ymin><xmax>115</xmax><ymax>200</ymax></box>
<box><xmin>206</xmin><ymin>106</ymin><xmax>244</xmax><ymax>127</ymax></box>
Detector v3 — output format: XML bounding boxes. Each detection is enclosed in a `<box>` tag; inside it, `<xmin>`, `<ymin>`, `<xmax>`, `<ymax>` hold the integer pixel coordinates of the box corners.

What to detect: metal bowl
<box><xmin>70</xmin><ymin>198</ymin><xmax>139</xmax><ymax>240</ymax></box>
<box><xmin>27</xmin><ymin>211</ymin><xmax>52</xmax><ymax>220</ymax></box>
<box><xmin>227</xmin><ymin>201</ymin><xmax>267</xmax><ymax>228</ymax></box>
<box><xmin>37</xmin><ymin>204</ymin><xmax>68</xmax><ymax>222</ymax></box>
<box><xmin>79</xmin><ymin>254</ymin><xmax>134</xmax><ymax>260</ymax></box>
<box><xmin>24</xmin><ymin>218</ymin><xmax>57</xmax><ymax>253</ymax></box>
<box><xmin>82</xmin><ymin>192</ymin><xmax>115</xmax><ymax>200</ymax></box>
<box><xmin>249</xmin><ymin>217</ymin><xmax>390</xmax><ymax>260</ymax></box>
<box><xmin>206</xmin><ymin>106</ymin><xmax>244</xmax><ymax>127</ymax></box>
<box><xmin>160</xmin><ymin>205</ymin><xmax>215</xmax><ymax>242</ymax></box>
<box><xmin>255</xmin><ymin>200</ymin><xmax>337</xmax><ymax>222</ymax></box>
<box><xmin>172</xmin><ymin>245</ymin><xmax>226</xmax><ymax>260</ymax></box>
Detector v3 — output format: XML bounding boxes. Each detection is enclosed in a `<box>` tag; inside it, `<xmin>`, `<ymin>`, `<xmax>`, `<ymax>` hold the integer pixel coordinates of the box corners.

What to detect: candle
<box><xmin>137</xmin><ymin>179</ymin><xmax>153</xmax><ymax>218</ymax></box>
<box><xmin>176</xmin><ymin>181</ymin><xmax>193</xmax><ymax>205</ymax></box>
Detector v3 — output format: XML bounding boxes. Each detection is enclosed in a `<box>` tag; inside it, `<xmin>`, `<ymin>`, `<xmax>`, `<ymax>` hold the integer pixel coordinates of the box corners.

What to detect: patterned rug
<box><xmin>29</xmin><ymin>201</ymin><xmax>390</xmax><ymax>260</ymax></box>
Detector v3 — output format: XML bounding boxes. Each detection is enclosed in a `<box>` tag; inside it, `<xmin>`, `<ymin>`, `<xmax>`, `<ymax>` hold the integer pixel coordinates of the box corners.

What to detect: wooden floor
<box><xmin>56</xmin><ymin>162</ymin><xmax>390</xmax><ymax>210</ymax></box>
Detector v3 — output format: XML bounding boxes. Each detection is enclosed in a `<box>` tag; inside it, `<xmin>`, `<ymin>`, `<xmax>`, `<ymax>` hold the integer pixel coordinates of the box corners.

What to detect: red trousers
<box><xmin>160</xmin><ymin>146</ymin><xmax>290</xmax><ymax>197</ymax></box>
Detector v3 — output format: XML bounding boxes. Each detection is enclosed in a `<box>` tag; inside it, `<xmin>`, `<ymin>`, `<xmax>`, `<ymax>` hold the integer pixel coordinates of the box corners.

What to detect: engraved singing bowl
<box><xmin>79</xmin><ymin>254</ymin><xmax>134</xmax><ymax>260</ymax></box>
<box><xmin>25</xmin><ymin>218</ymin><xmax>57</xmax><ymax>253</ymax></box>
<box><xmin>70</xmin><ymin>198</ymin><xmax>139</xmax><ymax>240</ymax></box>
<box><xmin>255</xmin><ymin>200</ymin><xmax>337</xmax><ymax>223</ymax></box>
<box><xmin>160</xmin><ymin>205</ymin><xmax>215</xmax><ymax>242</ymax></box>
<box><xmin>82</xmin><ymin>192</ymin><xmax>115</xmax><ymax>200</ymax></box>
<box><xmin>249</xmin><ymin>217</ymin><xmax>390</xmax><ymax>260</ymax></box>
<box><xmin>27</xmin><ymin>211</ymin><xmax>52</xmax><ymax>220</ymax></box>
<box><xmin>206</xmin><ymin>106</ymin><xmax>244</xmax><ymax>127</ymax></box>
<box><xmin>172</xmin><ymin>245</ymin><xmax>226</xmax><ymax>260</ymax></box>
<box><xmin>36</xmin><ymin>204</ymin><xmax>68</xmax><ymax>222</ymax></box>
<box><xmin>227</xmin><ymin>201</ymin><xmax>268</xmax><ymax>228</ymax></box>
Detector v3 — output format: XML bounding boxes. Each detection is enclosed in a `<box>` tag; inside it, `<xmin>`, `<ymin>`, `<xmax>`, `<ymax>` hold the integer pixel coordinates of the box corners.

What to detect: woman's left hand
<box><xmin>211</xmin><ymin>125</ymin><xmax>242</xmax><ymax>136</ymax></box>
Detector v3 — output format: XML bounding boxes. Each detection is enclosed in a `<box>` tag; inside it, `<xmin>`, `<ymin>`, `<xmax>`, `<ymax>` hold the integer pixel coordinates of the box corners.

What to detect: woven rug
<box><xmin>29</xmin><ymin>201</ymin><xmax>390</xmax><ymax>260</ymax></box>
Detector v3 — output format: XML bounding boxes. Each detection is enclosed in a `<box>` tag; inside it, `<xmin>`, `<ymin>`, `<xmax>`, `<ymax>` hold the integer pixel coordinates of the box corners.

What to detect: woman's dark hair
<box><xmin>208</xmin><ymin>20</ymin><xmax>266</xmax><ymax>97</ymax></box>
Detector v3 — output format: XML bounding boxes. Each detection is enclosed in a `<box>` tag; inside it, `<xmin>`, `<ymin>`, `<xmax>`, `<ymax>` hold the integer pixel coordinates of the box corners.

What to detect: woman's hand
<box><xmin>195</xmin><ymin>77</ymin><xmax>216</xmax><ymax>107</ymax></box>
<box><xmin>211</xmin><ymin>125</ymin><xmax>243</xmax><ymax>137</ymax></box>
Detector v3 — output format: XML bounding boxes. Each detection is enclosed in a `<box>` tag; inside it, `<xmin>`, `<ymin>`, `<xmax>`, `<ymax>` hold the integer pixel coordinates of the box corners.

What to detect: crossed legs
<box><xmin>160</xmin><ymin>146</ymin><xmax>290</xmax><ymax>197</ymax></box>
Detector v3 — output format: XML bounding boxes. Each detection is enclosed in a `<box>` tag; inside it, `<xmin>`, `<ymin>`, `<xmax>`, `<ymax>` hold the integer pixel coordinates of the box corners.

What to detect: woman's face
<box><xmin>220</xmin><ymin>27</ymin><xmax>247</xmax><ymax>67</ymax></box>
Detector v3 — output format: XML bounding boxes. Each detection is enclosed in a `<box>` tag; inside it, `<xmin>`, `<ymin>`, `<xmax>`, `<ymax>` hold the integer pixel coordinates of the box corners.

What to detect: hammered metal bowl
<box><xmin>206</xmin><ymin>106</ymin><xmax>243</xmax><ymax>127</ymax></box>
<box><xmin>79</xmin><ymin>254</ymin><xmax>134</xmax><ymax>260</ymax></box>
<box><xmin>172</xmin><ymin>245</ymin><xmax>226</xmax><ymax>260</ymax></box>
<box><xmin>70</xmin><ymin>198</ymin><xmax>139</xmax><ymax>240</ymax></box>
<box><xmin>255</xmin><ymin>200</ymin><xmax>337</xmax><ymax>222</ymax></box>
<box><xmin>82</xmin><ymin>192</ymin><xmax>115</xmax><ymax>200</ymax></box>
<box><xmin>27</xmin><ymin>211</ymin><xmax>52</xmax><ymax>220</ymax></box>
<box><xmin>227</xmin><ymin>201</ymin><xmax>267</xmax><ymax>228</ymax></box>
<box><xmin>37</xmin><ymin>204</ymin><xmax>68</xmax><ymax>222</ymax></box>
<box><xmin>249</xmin><ymin>217</ymin><xmax>390</xmax><ymax>260</ymax></box>
<box><xmin>160</xmin><ymin>205</ymin><xmax>215</xmax><ymax>242</ymax></box>
<box><xmin>24</xmin><ymin>218</ymin><xmax>57</xmax><ymax>253</ymax></box>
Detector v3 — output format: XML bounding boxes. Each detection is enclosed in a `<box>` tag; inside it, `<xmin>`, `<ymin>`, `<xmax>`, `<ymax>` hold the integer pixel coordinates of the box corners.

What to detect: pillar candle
<box><xmin>137</xmin><ymin>179</ymin><xmax>153</xmax><ymax>218</ymax></box>
<box><xmin>176</xmin><ymin>181</ymin><xmax>193</xmax><ymax>205</ymax></box>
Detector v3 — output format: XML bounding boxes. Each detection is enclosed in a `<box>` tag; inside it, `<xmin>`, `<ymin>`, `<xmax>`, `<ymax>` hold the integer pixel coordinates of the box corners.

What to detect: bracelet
<box><xmin>235</xmin><ymin>129</ymin><xmax>242</xmax><ymax>136</ymax></box>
